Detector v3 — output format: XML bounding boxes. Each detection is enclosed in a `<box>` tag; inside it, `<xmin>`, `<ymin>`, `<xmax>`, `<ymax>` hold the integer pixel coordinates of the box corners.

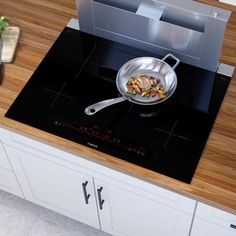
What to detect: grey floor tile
<box><xmin>0</xmin><ymin>190</ymin><xmax>110</xmax><ymax>236</ymax></box>
<box><xmin>0</xmin><ymin>192</ymin><xmax>37</xmax><ymax>236</ymax></box>
<box><xmin>29</xmin><ymin>218</ymin><xmax>108</xmax><ymax>236</ymax></box>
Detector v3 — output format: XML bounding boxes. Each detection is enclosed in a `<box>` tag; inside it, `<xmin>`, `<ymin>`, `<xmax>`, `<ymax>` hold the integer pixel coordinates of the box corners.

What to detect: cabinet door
<box><xmin>191</xmin><ymin>218</ymin><xmax>236</xmax><ymax>236</ymax></box>
<box><xmin>94</xmin><ymin>179</ymin><xmax>193</xmax><ymax>236</ymax></box>
<box><xmin>191</xmin><ymin>202</ymin><xmax>236</xmax><ymax>236</ymax></box>
<box><xmin>4</xmin><ymin>145</ymin><xmax>100</xmax><ymax>229</ymax></box>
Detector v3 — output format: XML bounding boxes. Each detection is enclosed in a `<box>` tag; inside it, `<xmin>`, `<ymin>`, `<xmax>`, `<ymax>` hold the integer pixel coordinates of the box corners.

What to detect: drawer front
<box><xmin>0</xmin><ymin>168</ymin><xmax>23</xmax><ymax>198</ymax></box>
<box><xmin>196</xmin><ymin>202</ymin><xmax>236</xmax><ymax>229</ymax></box>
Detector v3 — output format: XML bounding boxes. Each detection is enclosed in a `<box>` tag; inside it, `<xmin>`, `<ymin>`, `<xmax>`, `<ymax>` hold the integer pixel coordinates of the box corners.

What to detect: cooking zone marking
<box><xmin>153</xmin><ymin>119</ymin><xmax>189</xmax><ymax>149</ymax></box>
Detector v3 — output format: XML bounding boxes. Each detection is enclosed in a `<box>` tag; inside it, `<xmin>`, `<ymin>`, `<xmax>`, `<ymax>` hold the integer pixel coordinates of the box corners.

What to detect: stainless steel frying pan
<box><xmin>85</xmin><ymin>54</ymin><xmax>180</xmax><ymax>115</ymax></box>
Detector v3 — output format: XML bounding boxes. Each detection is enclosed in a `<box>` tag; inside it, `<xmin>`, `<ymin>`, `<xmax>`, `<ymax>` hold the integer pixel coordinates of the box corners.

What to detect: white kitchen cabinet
<box><xmin>4</xmin><ymin>144</ymin><xmax>100</xmax><ymax>229</ymax></box>
<box><xmin>94</xmin><ymin>178</ymin><xmax>195</xmax><ymax>236</ymax></box>
<box><xmin>0</xmin><ymin>139</ymin><xmax>23</xmax><ymax>197</ymax></box>
<box><xmin>0</xmin><ymin>127</ymin><xmax>196</xmax><ymax>236</ymax></box>
<box><xmin>191</xmin><ymin>202</ymin><xmax>236</xmax><ymax>236</ymax></box>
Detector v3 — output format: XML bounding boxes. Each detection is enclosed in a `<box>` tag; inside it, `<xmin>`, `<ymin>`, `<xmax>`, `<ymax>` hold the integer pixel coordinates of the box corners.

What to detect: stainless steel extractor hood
<box><xmin>76</xmin><ymin>0</ymin><xmax>231</xmax><ymax>71</ymax></box>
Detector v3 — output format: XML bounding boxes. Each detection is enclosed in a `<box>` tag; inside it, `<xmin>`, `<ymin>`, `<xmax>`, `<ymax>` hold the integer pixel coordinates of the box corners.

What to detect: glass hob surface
<box><xmin>5</xmin><ymin>27</ymin><xmax>231</xmax><ymax>183</ymax></box>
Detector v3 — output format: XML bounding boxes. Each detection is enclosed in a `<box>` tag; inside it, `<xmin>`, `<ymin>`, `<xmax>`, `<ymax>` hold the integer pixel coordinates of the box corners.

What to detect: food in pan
<box><xmin>126</xmin><ymin>74</ymin><xmax>166</xmax><ymax>98</ymax></box>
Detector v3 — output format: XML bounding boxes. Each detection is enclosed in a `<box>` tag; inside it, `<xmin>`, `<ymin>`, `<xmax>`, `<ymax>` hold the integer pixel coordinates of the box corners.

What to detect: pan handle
<box><xmin>85</xmin><ymin>97</ymin><xmax>126</xmax><ymax>115</ymax></box>
<box><xmin>162</xmin><ymin>54</ymin><xmax>180</xmax><ymax>70</ymax></box>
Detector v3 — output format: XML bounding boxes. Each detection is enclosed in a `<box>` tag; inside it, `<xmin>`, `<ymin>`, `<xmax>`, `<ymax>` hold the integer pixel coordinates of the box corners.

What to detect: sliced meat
<box><xmin>133</xmin><ymin>84</ymin><xmax>141</xmax><ymax>94</ymax></box>
<box><xmin>150</xmin><ymin>77</ymin><xmax>158</xmax><ymax>86</ymax></box>
<box><xmin>136</xmin><ymin>76</ymin><xmax>152</xmax><ymax>90</ymax></box>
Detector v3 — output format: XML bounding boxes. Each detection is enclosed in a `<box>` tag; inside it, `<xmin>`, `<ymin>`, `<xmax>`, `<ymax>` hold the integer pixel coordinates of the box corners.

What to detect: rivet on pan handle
<box><xmin>162</xmin><ymin>53</ymin><xmax>180</xmax><ymax>70</ymax></box>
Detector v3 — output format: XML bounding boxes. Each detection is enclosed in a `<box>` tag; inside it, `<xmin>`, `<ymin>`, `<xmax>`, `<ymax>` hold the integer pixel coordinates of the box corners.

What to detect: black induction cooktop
<box><xmin>5</xmin><ymin>27</ymin><xmax>231</xmax><ymax>183</ymax></box>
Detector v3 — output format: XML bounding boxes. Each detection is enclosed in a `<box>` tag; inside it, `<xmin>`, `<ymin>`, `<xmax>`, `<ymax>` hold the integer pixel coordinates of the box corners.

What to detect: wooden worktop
<box><xmin>0</xmin><ymin>0</ymin><xmax>236</xmax><ymax>213</ymax></box>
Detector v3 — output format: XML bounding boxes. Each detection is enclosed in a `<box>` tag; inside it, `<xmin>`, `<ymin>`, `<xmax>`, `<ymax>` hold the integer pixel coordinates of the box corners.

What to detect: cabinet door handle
<box><xmin>82</xmin><ymin>181</ymin><xmax>90</xmax><ymax>204</ymax></box>
<box><xmin>230</xmin><ymin>224</ymin><xmax>236</xmax><ymax>229</ymax></box>
<box><xmin>97</xmin><ymin>187</ymin><xmax>105</xmax><ymax>210</ymax></box>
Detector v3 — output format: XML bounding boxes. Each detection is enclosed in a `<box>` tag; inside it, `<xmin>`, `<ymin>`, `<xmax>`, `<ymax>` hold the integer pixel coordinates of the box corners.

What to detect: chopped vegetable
<box><xmin>126</xmin><ymin>74</ymin><xmax>167</xmax><ymax>99</ymax></box>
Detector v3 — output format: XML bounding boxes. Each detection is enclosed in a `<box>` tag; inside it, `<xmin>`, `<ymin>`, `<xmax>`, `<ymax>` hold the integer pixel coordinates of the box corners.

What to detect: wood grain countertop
<box><xmin>0</xmin><ymin>0</ymin><xmax>236</xmax><ymax>214</ymax></box>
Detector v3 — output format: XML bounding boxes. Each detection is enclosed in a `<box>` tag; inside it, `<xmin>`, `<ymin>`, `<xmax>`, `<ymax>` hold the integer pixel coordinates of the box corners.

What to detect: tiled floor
<box><xmin>0</xmin><ymin>190</ymin><xmax>110</xmax><ymax>236</ymax></box>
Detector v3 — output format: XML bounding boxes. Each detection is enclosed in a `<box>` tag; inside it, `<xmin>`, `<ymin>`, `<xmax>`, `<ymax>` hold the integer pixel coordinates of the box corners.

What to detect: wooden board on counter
<box><xmin>0</xmin><ymin>0</ymin><xmax>236</xmax><ymax>213</ymax></box>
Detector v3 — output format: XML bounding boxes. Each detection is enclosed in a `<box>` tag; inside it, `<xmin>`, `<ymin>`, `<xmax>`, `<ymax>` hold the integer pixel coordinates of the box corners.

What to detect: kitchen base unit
<box><xmin>0</xmin><ymin>127</ymin><xmax>196</xmax><ymax>236</ymax></box>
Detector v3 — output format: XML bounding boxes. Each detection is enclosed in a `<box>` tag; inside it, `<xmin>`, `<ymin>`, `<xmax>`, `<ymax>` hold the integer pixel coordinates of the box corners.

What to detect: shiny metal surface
<box><xmin>217</xmin><ymin>63</ymin><xmax>235</xmax><ymax>77</ymax></box>
<box><xmin>85</xmin><ymin>97</ymin><xmax>126</xmax><ymax>115</ymax></box>
<box><xmin>85</xmin><ymin>54</ymin><xmax>179</xmax><ymax>115</ymax></box>
<box><xmin>77</xmin><ymin>0</ymin><xmax>231</xmax><ymax>71</ymax></box>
